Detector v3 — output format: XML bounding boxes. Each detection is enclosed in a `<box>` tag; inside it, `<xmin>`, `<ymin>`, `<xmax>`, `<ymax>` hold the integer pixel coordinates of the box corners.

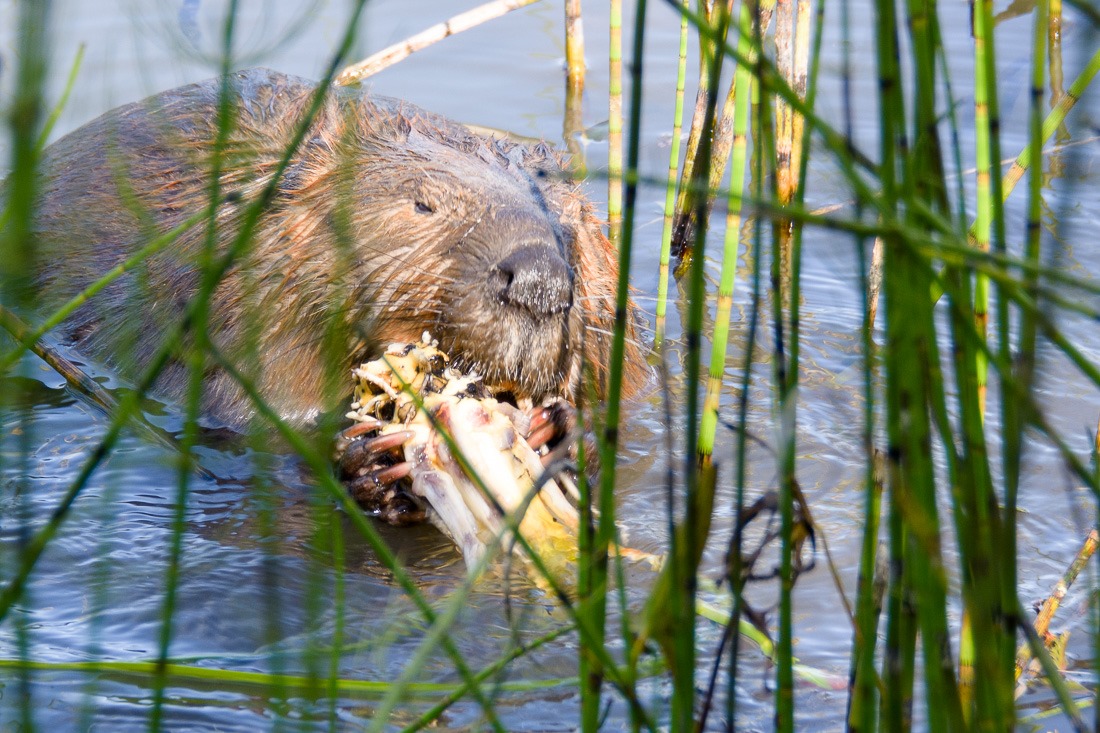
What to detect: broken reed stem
<box><xmin>654</xmin><ymin>0</ymin><xmax>690</xmax><ymax>343</ymax></box>
<box><xmin>608</xmin><ymin>0</ymin><xmax>623</xmax><ymax>247</ymax></box>
<box><xmin>1014</xmin><ymin>530</ymin><xmax>1099</xmax><ymax>677</ymax></box>
<box><xmin>334</xmin><ymin>0</ymin><xmax>542</xmax><ymax>86</ymax></box>
<box><xmin>563</xmin><ymin>0</ymin><xmax>586</xmax><ymax>177</ymax></box>
<box><xmin>668</xmin><ymin>0</ymin><xmax>726</xmax><ymax>268</ymax></box>
<box><xmin>563</xmin><ymin>0</ymin><xmax>586</xmax><ymax>176</ymax></box>
<box><xmin>565</xmin><ymin>0</ymin><xmax>585</xmax><ymax>88</ymax></box>
<box><xmin>791</xmin><ymin>0</ymin><xmax>811</xmax><ymax>193</ymax></box>
<box><xmin>775</xmin><ymin>0</ymin><xmax>794</xmax><ymax>203</ymax></box>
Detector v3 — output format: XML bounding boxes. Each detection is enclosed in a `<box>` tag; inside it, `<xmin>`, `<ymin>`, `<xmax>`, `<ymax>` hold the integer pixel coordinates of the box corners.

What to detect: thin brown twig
<box><xmin>335</xmin><ymin>0</ymin><xmax>542</xmax><ymax>86</ymax></box>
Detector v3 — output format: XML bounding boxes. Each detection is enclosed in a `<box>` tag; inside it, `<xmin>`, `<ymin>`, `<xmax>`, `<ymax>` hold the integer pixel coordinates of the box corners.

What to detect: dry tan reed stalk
<box><xmin>335</xmin><ymin>0</ymin><xmax>542</xmax><ymax>86</ymax></box>
<box><xmin>608</xmin><ymin>0</ymin><xmax>624</xmax><ymax>246</ymax></box>
<box><xmin>565</xmin><ymin>0</ymin><xmax>585</xmax><ymax>88</ymax></box>
<box><xmin>563</xmin><ymin>0</ymin><xmax>586</xmax><ymax>175</ymax></box>
<box><xmin>791</xmin><ymin>0</ymin><xmax>811</xmax><ymax>190</ymax></box>
<box><xmin>772</xmin><ymin>0</ymin><xmax>810</xmax><ymax>307</ymax></box>
<box><xmin>867</xmin><ymin>237</ymin><xmax>884</xmax><ymax>327</ymax></box>
<box><xmin>563</xmin><ymin>77</ymin><xmax>587</xmax><ymax>177</ymax></box>
<box><xmin>775</xmin><ymin>0</ymin><xmax>794</xmax><ymax>203</ymax></box>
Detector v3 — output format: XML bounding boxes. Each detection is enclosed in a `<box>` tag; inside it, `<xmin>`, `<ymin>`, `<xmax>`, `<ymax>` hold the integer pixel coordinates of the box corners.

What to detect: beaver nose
<box><xmin>488</xmin><ymin>245</ymin><xmax>573</xmax><ymax>316</ymax></box>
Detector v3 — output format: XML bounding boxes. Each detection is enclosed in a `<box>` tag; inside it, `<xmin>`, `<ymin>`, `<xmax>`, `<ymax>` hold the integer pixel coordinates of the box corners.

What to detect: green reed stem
<box><xmin>843</xmin><ymin>3</ymin><xmax>884</xmax><ymax>725</ymax></box>
<box><xmin>727</xmin><ymin>161</ymin><xmax>765</xmax><ymax>727</ymax></box>
<box><xmin>973</xmin><ymin>0</ymin><xmax>1007</xmax><ymax>423</ymax></box>
<box><xmin>673</xmin><ymin>2</ymin><xmax>725</xmax><ymax>726</ymax></box>
<box><xmin>773</xmin><ymin>0</ymin><xmax>822</xmax><ymax>720</ymax></box>
<box><xmin>151</xmin><ymin>5</ymin><xmax>241</xmax><ymax>729</ymax></box>
<box><xmin>0</xmin><ymin>652</ymin><xmax>577</xmax><ymax>698</ymax></box>
<box><xmin>1</xmin><ymin>2</ymin><xmax>50</xmax><ymax>729</ymax></box>
<box><xmin>37</xmin><ymin>45</ymin><xmax>84</xmax><ymax>150</ymax></box>
<box><xmin>584</xmin><ymin>0</ymin><xmax>649</xmax><ymax>726</ymax></box>
<box><xmin>654</xmin><ymin>0</ymin><xmax>689</xmax><ymax>344</ymax></box>
<box><xmin>997</xmin><ymin>0</ymin><xmax>1050</xmax><ymax>727</ymax></box>
<box><xmin>698</xmin><ymin>2</ymin><xmax>753</xmax><ymax>463</ymax></box>
<box><xmin>975</xmin><ymin>0</ymin><xmax>1019</xmax><ymax>724</ymax></box>
<box><xmin>872</xmin><ymin>0</ymin><xmax>916</xmax><ymax>728</ymax></box>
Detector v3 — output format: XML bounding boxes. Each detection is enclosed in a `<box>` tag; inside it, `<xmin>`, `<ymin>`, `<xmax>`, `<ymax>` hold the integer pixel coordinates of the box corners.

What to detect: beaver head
<box><xmin>335</xmin><ymin>101</ymin><xmax>625</xmax><ymax>404</ymax></box>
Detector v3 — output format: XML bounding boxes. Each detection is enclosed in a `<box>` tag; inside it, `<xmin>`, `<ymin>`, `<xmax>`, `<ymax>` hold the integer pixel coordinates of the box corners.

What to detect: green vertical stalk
<box><xmin>972</xmin><ymin>0</ymin><xmax>997</xmax><ymax>417</ymax></box>
<box><xmin>872</xmin><ymin>0</ymin><xmax>917</xmax><ymax>728</ymax></box>
<box><xmin>669</xmin><ymin>3</ymin><xmax>726</xmax><ymax>726</ymax></box>
<box><xmin>150</xmin><ymin>4</ymin><xmax>241</xmax><ymax>730</ymax></box>
<box><xmin>584</xmin><ymin>0</ymin><xmax>647</xmax><ymax>729</ymax></box>
<box><xmin>654</xmin><ymin>0</ymin><xmax>690</xmax><ymax>343</ymax></box>
<box><xmin>773</xmin><ymin>0</ymin><xmax>822</xmax><ymax>722</ymax></box>
<box><xmin>2</xmin><ymin>2</ymin><xmax>49</xmax><ymax>730</ymax></box>
<box><xmin>726</xmin><ymin>105</ymin><xmax>765</xmax><ymax>731</ymax></box>
<box><xmin>635</xmin><ymin>3</ymin><xmax>726</xmax><ymax>730</ymax></box>
<box><xmin>974</xmin><ymin>0</ymin><xmax>1016</xmax><ymax>723</ymax></box>
<box><xmin>998</xmin><ymin>0</ymin><xmax>1048</xmax><ymax>721</ymax></box>
<box><xmin>698</xmin><ymin>0</ymin><xmax>754</xmax><ymax>462</ymax></box>
<box><xmin>899</xmin><ymin>3</ymin><xmax>968</xmax><ymax>728</ymax></box>
<box><xmin>607</xmin><ymin>0</ymin><xmax>623</xmax><ymax>248</ymax></box>
<box><xmin>326</xmin><ymin>507</ymin><xmax>346</xmax><ymax>732</ymax></box>
<box><xmin>751</xmin><ymin>5</ymin><xmax>794</xmax><ymax>730</ymax></box>
<box><xmin>843</xmin><ymin>5</ymin><xmax>884</xmax><ymax>722</ymax></box>
<box><xmin>576</xmin><ymin>387</ymin><xmax>599</xmax><ymax>730</ymax></box>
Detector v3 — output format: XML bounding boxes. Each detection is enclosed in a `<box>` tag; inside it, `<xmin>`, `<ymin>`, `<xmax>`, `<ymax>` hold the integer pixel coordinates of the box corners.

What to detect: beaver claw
<box><xmin>334</xmin><ymin>424</ymin><xmax>425</xmax><ymax>525</ymax></box>
<box><xmin>524</xmin><ymin>398</ymin><xmax>577</xmax><ymax>455</ymax></box>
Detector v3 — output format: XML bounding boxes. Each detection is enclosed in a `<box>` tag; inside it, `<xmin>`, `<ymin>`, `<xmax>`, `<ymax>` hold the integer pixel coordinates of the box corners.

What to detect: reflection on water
<box><xmin>1</xmin><ymin>0</ymin><xmax>1099</xmax><ymax>730</ymax></box>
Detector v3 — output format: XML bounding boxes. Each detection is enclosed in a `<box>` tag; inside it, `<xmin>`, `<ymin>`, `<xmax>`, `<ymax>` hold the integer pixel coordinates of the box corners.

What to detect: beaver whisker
<box><xmin>581</xmin><ymin>324</ymin><xmax>652</xmax><ymax>349</ymax></box>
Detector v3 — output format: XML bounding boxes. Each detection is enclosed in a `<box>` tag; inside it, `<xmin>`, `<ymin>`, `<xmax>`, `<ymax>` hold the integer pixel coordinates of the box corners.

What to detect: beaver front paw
<box><xmin>524</xmin><ymin>398</ymin><xmax>578</xmax><ymax>466</ymax></box>
<box><xmin>334</xmin><ymin>421</ymin><xmax>426</xmax><ymax>526</ymax></box>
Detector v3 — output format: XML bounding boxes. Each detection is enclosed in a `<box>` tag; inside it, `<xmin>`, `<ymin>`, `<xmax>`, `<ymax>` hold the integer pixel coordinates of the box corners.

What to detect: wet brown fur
<box><xmin>29</xmin><ymin>68</ymin><xmax>646</xmax><ymax>429</ymax></box>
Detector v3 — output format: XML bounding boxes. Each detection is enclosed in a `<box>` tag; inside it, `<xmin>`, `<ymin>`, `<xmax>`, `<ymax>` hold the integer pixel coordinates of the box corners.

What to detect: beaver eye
<box><xmin>414</xmin><ymin>200</ymin><xmax>435</xmax><ymax>215</ymax></box>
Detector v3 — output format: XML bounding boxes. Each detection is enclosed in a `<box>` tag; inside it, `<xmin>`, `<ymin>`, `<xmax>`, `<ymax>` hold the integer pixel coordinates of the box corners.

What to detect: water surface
<box><xmin>1</xmin><ymin>0</ymin><xmax>1098</xmax><ymax>730</ymax></box>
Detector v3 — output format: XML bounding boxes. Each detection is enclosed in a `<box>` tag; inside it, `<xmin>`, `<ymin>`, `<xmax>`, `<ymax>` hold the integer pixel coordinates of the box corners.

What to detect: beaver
<box><xmin>25</xmin><ymin>68</ymin><xmax>646</xmax><ymax>514</ymax></box>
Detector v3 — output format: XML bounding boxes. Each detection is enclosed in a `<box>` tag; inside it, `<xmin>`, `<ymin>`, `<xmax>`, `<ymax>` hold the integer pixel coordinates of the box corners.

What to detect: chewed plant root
<box><xmin>338</xmin><ymin>333</ymin><xmax>585</xmax><ymax>581</ymax></box>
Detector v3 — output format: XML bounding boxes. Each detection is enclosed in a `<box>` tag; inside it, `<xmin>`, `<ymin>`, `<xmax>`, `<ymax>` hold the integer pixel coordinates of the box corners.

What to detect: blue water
<box><xmin>1</xmin><ymin>0</ymin><xmax>1099</xmax><ymax>730</ymax></box>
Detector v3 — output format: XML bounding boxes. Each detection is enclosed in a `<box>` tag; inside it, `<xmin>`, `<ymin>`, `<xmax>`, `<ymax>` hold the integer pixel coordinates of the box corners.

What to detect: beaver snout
<box><xmin>488</xmin><ymin>245</ymin><xmax>574</xmax><ymax>316</ymax></box>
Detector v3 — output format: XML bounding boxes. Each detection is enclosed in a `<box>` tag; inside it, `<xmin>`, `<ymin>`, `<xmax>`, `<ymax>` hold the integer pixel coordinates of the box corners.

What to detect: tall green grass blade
<box><xmin>153</xmin><ymin>3</ymin><xmax>250</xmax><ymax>728</ymax></box>
<box><xmin>36</xmin><ymin>45</ymin><xmax>84</xmax><ymax>151</ymax></box>
<box><xmin>584</xmin><ymin>0</ymin><xmax>652</xmax><ymax>726</ymax></box>
<box><xmin>1</xmin><ymin>1</ymin><xmax>51</xmax><ymax>729</ymax></box>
